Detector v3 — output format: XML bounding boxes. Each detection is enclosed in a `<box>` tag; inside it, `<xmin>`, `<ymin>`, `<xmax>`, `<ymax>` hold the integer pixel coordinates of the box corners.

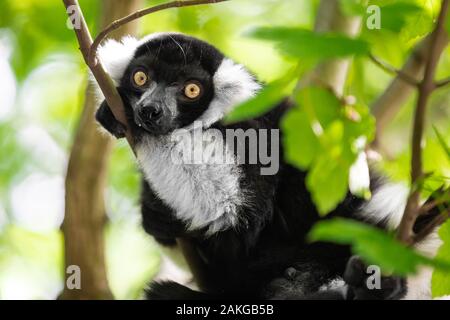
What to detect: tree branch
<box><xmin>371</xmin><ymin>32</ymin><xmax>449</xmax><ymax>148</ymax></box>
<box><xmin>88</xmin><ymin>0</ymin><xmax>229</xmax><ymax>67</ymax></box>
<box><xmin>60</xmin><ymin>0</ymin><xmax>144</xmax><ymax>300</ymax></box>
<box><xmin>396</xmin><ymin>0</ymin><xmax>449</xmax><ymax>244</ymax></box>
<box><xmin>368</xmin><ymin>54</ymin><xmax>419</xmax><ymax>87</ymax></box>
<box><xmin>435</xmin><ymin>77</ymin><xmax>450</xmax><ymax>89</ymax></box>
<box><xmin>63</xmin><ymin>0</ymin><xmax>228</xmax><ymax>294</ymax></box>
<box><xmin>63</xmin><ymin>0</ymin><xmax>135</xmax><ymax>148</ymax></box>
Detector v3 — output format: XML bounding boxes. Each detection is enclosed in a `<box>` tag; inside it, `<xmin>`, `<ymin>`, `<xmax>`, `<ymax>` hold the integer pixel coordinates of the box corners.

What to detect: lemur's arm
<box><xmin>141</xmin><ymin>179</ymin><xmax>187</xmax><ymax>245</ymax></box>
<box><xmin>95</xmin><ymin>99</ymin><xmax>127</xmax><ymax>139</ymax></box>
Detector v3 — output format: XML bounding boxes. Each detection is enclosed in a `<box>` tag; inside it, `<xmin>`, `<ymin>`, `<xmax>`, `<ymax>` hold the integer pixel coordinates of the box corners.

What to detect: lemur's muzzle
<box><xmin>137</xmin><ymin>104</ymin><xmax>162</xmax><ymax>122</ymax></box>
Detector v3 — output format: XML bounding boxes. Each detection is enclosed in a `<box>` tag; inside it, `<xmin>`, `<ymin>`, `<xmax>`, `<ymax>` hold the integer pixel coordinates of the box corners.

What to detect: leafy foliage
<box><xmin>247</xmin><ymin>27</ymin><xmax>369</xmax><ymax>64</ymax></box>
<box><xmin>432</xmin><ymin>220</ymin><xmax>450</xmax><ymax>298</ymax></box>
<box><xmin>433</xmin><ymin>126</ymin><xmax>450</xmax><ymax>160</ymax></box>
<box><xmin>309</xmin><ymin>218</ymin><xmax>450</xmax><ymax>276</ymax></box>
<box><xmin>225</xmin><ymin>73</ymin><xmax>296</xmax><ymax>123</ymax></box>
<box><xmin>0</xmin><ymin>0</ymin><xmax>449</xmax><ymax>299</ymax></box>
<box><xmin>282</xmin><ymin>87</ymin><xmax>374</xmax><ymax>214</ymax></box>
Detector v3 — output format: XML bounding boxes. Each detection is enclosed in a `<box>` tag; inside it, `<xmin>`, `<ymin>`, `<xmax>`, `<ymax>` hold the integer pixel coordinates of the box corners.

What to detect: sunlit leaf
<box><xmin>306</xmin><ymin>153</ymin><xmax>349</xmax><ymax>215</ymax></box>
<box><xmin>247</xmin><ymin>27</ymin><xmax>370</xmax><ymax>62</ymax></box>
<box><xmin>309</xmin><ymin>218</ymin><xmax>450</xmax><ymax>275</ymax></box>
<box><xmin>340</xmin><ymin>0</ymin><xmax>366</xmax><ymax>17</ymax></box>
<box><xmin>379</xmin><ymin>2</ymin><xmax>423</xmax><ymax>33</ymax></box>
<box><xmin>224</xmin><ymin>74</ymin><xmax>296</xmax><ymax>123</ymax></box>
<box><xmin>432</xmin><ymin>220</ymin><xmax>450</xmax><ymax>298</ymax></box>
<box><xmin>283</xmin><ymin>87</ymin><xmax>374</xmax><ymax>214</ymax></box>
<box><xmin>433</xmin><ymin>126</ymin><xmax>450</xmax><ymax>160</ymax></box>
<box><xmin>282</xmin><ymin>106</ymin><xmax>319</xmax><ymax>169</ymax></box>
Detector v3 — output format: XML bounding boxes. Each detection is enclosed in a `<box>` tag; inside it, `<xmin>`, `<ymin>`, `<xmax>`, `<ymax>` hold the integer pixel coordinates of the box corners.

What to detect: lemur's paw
<box><xmin>95</xmin><ymin>100</ymin><xmax>127</xmax><ymax>139</ymax></box>
<box><xmin>344</xmin><ymin>256</ymin><xmax>407</xmax><ymax>300</ymax></box>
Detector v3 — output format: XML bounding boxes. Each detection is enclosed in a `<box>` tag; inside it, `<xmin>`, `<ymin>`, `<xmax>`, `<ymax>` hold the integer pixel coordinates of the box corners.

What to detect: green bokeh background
<box><xmin>0</xmin><ymin>0</ymin><xmax>448</xmax><ymax>299</ymax></box>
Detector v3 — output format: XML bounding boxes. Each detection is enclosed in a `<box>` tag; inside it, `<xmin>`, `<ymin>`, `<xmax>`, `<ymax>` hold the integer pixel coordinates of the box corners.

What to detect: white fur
<box><xmin>96</xmin><ymin>32</ymin><xmax>182</xmax><ymax>84</ymax></box>
<box><xmin>96</xmin><ymin>36</ymin><xmax>139</xmax><ymax>84</ymax></box>
<box><xmin>136</xmin><ymin>130</ymin><xmax>248</xmax><ymax>235</ymax></box>
<box><xmin>358</xmin><ymin>182</ymin><xmax>444</xmax><ymax>299</ymax></box>
<box><xmin>358</xmin><ymin>182</ymin><xmax>409</xmax><ymax>229</ymax></box>
<box><xmin>348</xmin><ymin>150</ymin><xmax>370</xmax><ymax>198</ymax></box>
<box><xmin>93</xmin><ymin>34</ymin><xmax>261</xmax><ymax>126</ymax></box>
<box><xmin>319</xmin><ymin>277</ymin><xmax>346</xmax><ymax>292</ymax></box>
<box><xmin>96</xmin><ymin>33</ymin><xmax>261</xmax><ymax>234</ymax></box>
<box><xmin>192</xmin><ymin>58</ymin><xmax>261</xmax><ymax>129</ymax></box>
<box><xmin>92</xmin><ymin>33</ymin><xmax>181</xmax><ymax>101</ymax></box>
<box><xmin>404</xmin><ymin>231</ymin><xmax>442</xmax><ymax>299</ymax></box>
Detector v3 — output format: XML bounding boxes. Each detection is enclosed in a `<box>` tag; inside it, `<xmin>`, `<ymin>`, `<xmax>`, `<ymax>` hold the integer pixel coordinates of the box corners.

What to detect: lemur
<box><xmin>94</xmin><ymin>32</ymin><xmax>441</xmax><ymax>300</ymax></box>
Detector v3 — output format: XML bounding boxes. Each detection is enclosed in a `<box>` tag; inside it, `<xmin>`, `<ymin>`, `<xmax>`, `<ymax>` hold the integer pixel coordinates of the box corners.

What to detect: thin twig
<box><xmin>435</xmin><ymin>77</ymin><xmax>450</xmax><ymax>89</ymax></box>
<box><xmin>63</xmin><ymin>0</ymin><xmax>135</xmax><ymax>149</ymax></box>
<box><xmin>397</xmin><ymin>0</ymin><xmax>449</xmax><ymax>244</ymax></box>
<box><xmin>88</xmin><ymin>0</ymin><xmax>230</xmax><ymax>67</ymax></box>
<box><xmin>368</xmin><ymin>53</ymin><xmax>419</xmax><ymax>87</ymax></box>
<box><xmin>370</xmin><ymin>33</ymin><xmax>449</xmax><ymax>149</ymax></box>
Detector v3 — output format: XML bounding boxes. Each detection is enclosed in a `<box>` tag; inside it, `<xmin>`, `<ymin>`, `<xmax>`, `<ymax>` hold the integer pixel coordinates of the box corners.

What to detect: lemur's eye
<box><xmin>184</xmin><ymin>82</ymin><xmax>202</xmax><ymax>99</ymax></box>
<box><xmin>133</xmin><ymin>70</ymin><xmax>148</xmax><ymax>87</ymax></box>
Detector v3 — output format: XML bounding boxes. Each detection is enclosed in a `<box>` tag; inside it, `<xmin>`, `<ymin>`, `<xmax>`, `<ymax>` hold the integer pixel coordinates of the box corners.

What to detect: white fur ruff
<box><xmin>136</xmin><ymin>131</ymin><xmax>247</xmax><ymax>236</ymax></box>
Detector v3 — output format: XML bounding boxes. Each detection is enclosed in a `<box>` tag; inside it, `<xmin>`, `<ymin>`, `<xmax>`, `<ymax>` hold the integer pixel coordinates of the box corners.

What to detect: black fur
<box><xmin>96</xmin><ymin>34</ymin><xmax>414</xmax><ymax>300</ymax></box>
<box><xmin>138</xmin><ymin>100</ymin><xmax>406</xmax><ymax>300</ymax></box>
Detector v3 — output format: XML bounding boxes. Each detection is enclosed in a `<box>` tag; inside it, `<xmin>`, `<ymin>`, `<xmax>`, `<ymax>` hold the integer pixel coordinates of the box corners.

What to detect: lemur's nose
<box><xmin>138</xmin><ymin>105</ymin><xmax>162</xmax><ymax>122</ymax></box>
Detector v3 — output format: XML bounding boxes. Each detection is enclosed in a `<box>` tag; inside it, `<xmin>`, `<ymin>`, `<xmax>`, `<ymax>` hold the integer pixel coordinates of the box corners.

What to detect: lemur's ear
<box><xmin>213</xmin><ymin>58</ymin><xmax>261</xmax><ymax>103</ymax></box>
<box><xmin>97</xmin><ymin>36</ymin><xmax>139</xmax><ymax>84</ymax></box>
<box><xmin>89</xmin><ymin>36</ymin><xmax>140</xmax><ymax>104</ymax></box>
<box><xmin>193</xmin><ymin>58</ymin><xmax>261</xmax><ymax>128</ymax></box>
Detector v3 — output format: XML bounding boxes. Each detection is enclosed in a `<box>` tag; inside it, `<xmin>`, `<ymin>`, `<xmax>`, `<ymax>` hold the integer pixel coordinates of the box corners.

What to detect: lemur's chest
<box><xmin>136</xmin><ymin>131</ymin><xmax>245</xmax><ymax>235</ymax></box>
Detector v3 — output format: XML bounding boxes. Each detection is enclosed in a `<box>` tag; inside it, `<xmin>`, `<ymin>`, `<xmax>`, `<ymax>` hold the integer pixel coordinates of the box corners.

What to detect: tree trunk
<box><xmin>60</xmin><ymin>0</ymin><xmax>143</xmax><ymax>300</ymax></box>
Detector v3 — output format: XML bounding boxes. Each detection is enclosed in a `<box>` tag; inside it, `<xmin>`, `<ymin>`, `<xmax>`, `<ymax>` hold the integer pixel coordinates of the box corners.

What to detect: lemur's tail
<box><xmin>145</xmin><ymin>281</ymin><xmax>222</xmax><ymax>300</ymax></box>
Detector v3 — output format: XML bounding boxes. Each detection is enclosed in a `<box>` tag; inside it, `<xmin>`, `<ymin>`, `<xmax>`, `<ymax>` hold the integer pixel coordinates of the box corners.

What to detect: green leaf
<box><xmin>432</xmin><ymin>220</ymin><xmax>450</xmax><ymax>298</ymax></box>
<box><xmin>340</xmin><ymin>0</ymin><xmax>366</xmax><ymax>17</ymax></box>
<box><xmin>281</xmin><ymin>87</ymin><xmax>341</xmax><ymax>169</ymax></box>
<box><xmin>446</xmin><ymin>11</ymin><xmax>450</xmax><ymax>35</ymax></box>
<box><xmin>306</xmin><ymin>152</ymin><xmax>349</xmax><ymax>215</ymax></box>
<box><xmin>247</xmin><ymin>27</ymin><xmax>370</xmax><ymax>62</ymax></box>
<box><xmin>379</xmin><ymin>3</ymin><xmax>423</xmax><ymax>33</ymax></box>
<box><xmin>224</xmin><ymin>74</ymin><xmax>295</xmax><ymax>124</ymax></box>
<box><xmin>433</xmin><ymin>126</ymin><xmax>450</xmax><ymax>160</ymax></box>
<box><xmin>282</xmin><ymin>87</ymin><xmax>375</xmax><ymax>214</ymax></box>
<box><xmin>309</xmin><ymin>218</ymin><xmax>450</xmax><ymax>276</ymax></box>
<box><xmin>282</xmin><ymin>106</ymin><xmax>319</xmax><ymax>169</ymax></box>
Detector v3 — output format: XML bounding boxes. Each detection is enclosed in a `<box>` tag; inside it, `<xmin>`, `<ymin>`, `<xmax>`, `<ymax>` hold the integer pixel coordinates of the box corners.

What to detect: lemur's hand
<box><xmin>344</xmin><ymin>256</ymin><xmax>407</xmax><ymax>300</ymax></box>
<box><xmin>95</xmin><ymin>100</ymin><xmax>127</xmax><ymax>139</ymax></box>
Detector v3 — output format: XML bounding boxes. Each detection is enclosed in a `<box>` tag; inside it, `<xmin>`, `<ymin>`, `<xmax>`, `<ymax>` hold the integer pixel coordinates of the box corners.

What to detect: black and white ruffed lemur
<box><xmin>94</xmin><ymin>32</ymin><xmax>442</xmax><ymax>300</ymax></box>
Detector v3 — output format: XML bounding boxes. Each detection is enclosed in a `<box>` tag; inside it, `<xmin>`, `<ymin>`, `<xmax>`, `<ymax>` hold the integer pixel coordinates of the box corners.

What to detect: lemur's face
<box><xmin>120</xmin><ymin>34</ymin><xmax>223</xmax><ymax>135</ymax></box>
<box><xmin>98</xmin><ymin>33</ymin><xmax>260</xmax><ymax>137</ymax></box>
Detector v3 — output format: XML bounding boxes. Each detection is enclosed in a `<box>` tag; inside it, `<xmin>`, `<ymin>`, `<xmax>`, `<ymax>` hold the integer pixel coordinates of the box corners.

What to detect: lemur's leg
<box><xmin>263</xmin><ymin>260</ymin><xmax>343</xmax><ymax>299</ymax></box>
<box><xmin>265</xmin><ymin>256</ymin><xmax>406</xmax><ymax>300</ymax></box>
<box><xmin>95</xmin><ymin>100</ymin><xmax>127</xmax><ymax>139</ymax></box>
<box><xmin>343</xmin><ymin>256</ymin><xmax>407</xmax><ymax>300</ymax></box>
